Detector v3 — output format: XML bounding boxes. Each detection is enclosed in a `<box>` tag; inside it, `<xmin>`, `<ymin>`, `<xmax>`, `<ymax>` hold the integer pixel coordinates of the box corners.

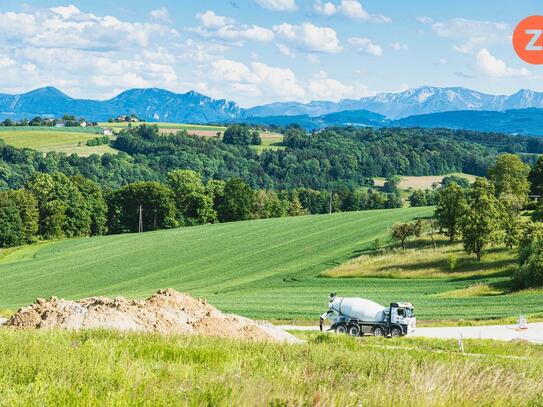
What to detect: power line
<box><xmin>138</xmin><ymin>205</ymin><xmax>143</xmax><ymax>233</ymax></box>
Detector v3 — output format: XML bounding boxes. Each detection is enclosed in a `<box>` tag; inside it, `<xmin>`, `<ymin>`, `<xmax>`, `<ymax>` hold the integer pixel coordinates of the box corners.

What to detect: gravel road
<box><xmin>278</xmin><ymin>323</ymin><xmax>543</xmax><ymax>344</ymax></box>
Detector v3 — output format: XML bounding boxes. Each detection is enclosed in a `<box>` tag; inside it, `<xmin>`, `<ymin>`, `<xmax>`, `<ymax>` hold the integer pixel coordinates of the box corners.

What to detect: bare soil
<box><xmin>5</xmin><ymin>289</ymin><xmax>301</xmax><ymax>343</ymax></box>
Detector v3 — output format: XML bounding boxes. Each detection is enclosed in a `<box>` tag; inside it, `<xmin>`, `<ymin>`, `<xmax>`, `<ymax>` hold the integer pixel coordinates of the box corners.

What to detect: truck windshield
<box><xmin>405</xmin><ymin>308</ymin><xmax>415</xmax><ymax>317</ymax></box>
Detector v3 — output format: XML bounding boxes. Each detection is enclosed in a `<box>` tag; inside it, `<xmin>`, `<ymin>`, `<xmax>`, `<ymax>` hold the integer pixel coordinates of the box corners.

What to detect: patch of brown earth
<box><xmin>5</xmin><ymin>289</ymin><xmax>301</xmax><ymax>343</ymax></box>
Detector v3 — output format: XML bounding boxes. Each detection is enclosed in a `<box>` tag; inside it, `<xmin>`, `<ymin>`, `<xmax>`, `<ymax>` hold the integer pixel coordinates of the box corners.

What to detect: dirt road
<box><xmin>278</xmin><ymin>323</ymin><xmax>543</xmax><ymax>344</ymax></box>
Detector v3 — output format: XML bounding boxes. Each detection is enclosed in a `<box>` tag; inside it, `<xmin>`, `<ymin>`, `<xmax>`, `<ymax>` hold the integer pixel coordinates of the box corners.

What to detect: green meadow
<box><xmin>1</xmin><ymin>206</ymin><xmax>541</xmax><ymax>322</ymax></box>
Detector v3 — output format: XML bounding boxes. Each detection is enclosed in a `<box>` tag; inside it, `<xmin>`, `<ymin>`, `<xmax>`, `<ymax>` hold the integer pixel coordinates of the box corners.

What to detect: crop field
<box><xmin>0</xmin><ymin>126</ymin><xmax>117</xmax><ymax>156</ymax></box>
<box><xmin>0</xmin><ymin>329</ymin><xmax>541</xmax><ymax>406</ymax></box>
<box><xmin>1</xmin><ymin>206</ymin><xmax>542</xmax><ymax>322</ymax></box>
<box><xmin>374</xmin><ymin>173</ymin><xmax>477</xmax><ymax>190</ymax></box>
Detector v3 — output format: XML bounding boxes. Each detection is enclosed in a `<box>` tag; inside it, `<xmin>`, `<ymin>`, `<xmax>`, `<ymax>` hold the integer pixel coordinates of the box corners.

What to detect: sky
<box><xmin>0</xmin><ymin>0</ymin><xmax>541</xmax><ymax>107</ymax></box>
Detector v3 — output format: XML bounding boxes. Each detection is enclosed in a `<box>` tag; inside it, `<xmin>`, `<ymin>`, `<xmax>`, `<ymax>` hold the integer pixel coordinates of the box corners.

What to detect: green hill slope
<box><xmin>1</xmin><ymin>206</ymin><xmax>541</xmax><ymax>321</ymax></box>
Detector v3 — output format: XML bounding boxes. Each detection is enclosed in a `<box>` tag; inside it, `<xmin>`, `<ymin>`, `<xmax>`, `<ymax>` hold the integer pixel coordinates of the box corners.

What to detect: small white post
<box><xmin>458</xmin><ymin>331</ymin><xmax>465</xmax><ymax>354</ymax></box>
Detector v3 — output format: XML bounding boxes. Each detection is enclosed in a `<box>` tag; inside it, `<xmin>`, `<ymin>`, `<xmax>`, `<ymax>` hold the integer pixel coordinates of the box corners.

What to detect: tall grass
<box><xmin>0</xmin><ymin>329</ymin><xmax>541</xmax><ymax>406</ymax></box>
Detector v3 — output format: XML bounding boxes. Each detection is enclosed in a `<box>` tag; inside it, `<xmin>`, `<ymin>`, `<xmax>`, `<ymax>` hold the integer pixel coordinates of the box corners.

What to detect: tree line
<box><xmin>2</xmin><ymin>124</ymin><xmax>538</xmax><ymax>192</ymax></box>
<box><xmin>392</xmin><ymin>153</ymin><xmax>543</xmax><ymax>288</ymax></box>
<box><xmin>0</xmin><ymin>170</ymin><xmax>401</xmax><ymax>248</ymax></box>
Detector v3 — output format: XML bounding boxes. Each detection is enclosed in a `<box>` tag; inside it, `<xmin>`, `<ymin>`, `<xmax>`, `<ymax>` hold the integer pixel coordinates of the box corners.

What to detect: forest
<box><xmin>1</xmin><ymin>125</ymin><xmax>540</xmax><ymax>191</ymax></box>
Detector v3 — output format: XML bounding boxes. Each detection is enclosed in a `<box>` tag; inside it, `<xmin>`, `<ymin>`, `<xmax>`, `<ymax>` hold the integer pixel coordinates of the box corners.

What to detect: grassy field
<box><xmin>0</xmin><ymin>329</ymin><xmax>541</xmax><ymax>406</ymax></box>
<box><xmin>0</xmin><ymin>126</ymin><xmax>118</xmax><ymax>156</ymax></box>
<box><xmin>374</xmin><ymin>173</ymin><xmax>477</xmax><ymax>190</ymax></box>
<box><xmin>99</xmin><ymin>122</ymin><xmax>227</xmax><ymax>132</ymax></box>
<box><xmin>1</xmin><ymin>206</ymin><xmax>543</xmax><ymax>322</ymax></box>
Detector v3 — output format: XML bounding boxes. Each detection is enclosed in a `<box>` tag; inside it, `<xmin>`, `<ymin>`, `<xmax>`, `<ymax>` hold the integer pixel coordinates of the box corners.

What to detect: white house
<box><xmin>80</xmin><ymin>121</ymin><xmax>87</xmax><ymax>127</ymax></box>
<box><xmin>55</xmin><ymin>121</ymin><xmax>66</xmax><ymax>127</ymax></box>
<box><xmin>102</xmin><ymin>128</ymin><xmax>113</xmax><ymax>136</ymax></box>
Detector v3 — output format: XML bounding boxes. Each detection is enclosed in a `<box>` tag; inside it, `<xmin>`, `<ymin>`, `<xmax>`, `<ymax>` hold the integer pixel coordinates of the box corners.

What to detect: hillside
<box><xmin>1</xmin><ymin>206</ymin><xmax>542</xmax><ymax>322</ymax></box>
<box><xmin>395</xmin><ymin>108</ymin><xmax>543</xmax><ymax>136</ymax></box>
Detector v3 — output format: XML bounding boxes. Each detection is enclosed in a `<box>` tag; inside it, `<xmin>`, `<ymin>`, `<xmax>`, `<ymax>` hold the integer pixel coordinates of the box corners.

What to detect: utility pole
<box><xmin>138</xmin><ymin>205</ymin><xmax>143</xmax><ymax>233</ymax></box>
<box><xmin>329</xmin><ymin>192</ymin><xmax>333</xmax><ymax>214</ymax></box>
<box><xmin>153</xmin><ymin>209</ymin><xmax>157</xmax><ymax>230</ymax></box>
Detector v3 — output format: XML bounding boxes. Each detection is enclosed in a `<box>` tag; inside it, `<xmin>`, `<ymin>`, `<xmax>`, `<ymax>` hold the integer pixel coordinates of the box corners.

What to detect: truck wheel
<box><xmin>348</xmin><ymin>325</ymin><xmax>360</xmax><ymax>337</ymax></box>
<box><xmin>335</xmin><ymin>324</ymin><xmax>348</xmax><ymax>334</ymax></box>
<box><xmin>391</xmin><ymin>328</ymin><xmax>402</xmax><ymax>338</ymax></box>
<box><xmin>373</xmin><ymin>326</ymin><xmax>385</xmax><ymax>337</ymax></box>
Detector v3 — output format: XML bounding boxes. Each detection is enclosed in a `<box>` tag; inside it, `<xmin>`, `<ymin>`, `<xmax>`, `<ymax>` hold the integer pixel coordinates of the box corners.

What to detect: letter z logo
<box><xmin>514</xmin><ymin>16</ymin><xmax>543</xmax><ymax>64</ymax></box>
<box><xmin>525</xmin><ymin>29</ymin><xmax>543</xmax><ymax>51</ymax></box>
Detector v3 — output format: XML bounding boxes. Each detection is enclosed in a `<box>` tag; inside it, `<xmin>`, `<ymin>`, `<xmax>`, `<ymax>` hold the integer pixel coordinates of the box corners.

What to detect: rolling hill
<box><xmin>1</xmin><ymin>207</ymin><xmax>542</xmax><ymax>322</ymax></box>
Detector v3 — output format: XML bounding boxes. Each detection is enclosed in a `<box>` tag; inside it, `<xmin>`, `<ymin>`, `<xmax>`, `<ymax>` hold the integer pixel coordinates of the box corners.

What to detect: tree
<box><xmin>0</xmin><ymin>192</ymin><xmax>24</xmax><ymax>247</ymax></box>
<box><xmin>72</xmin><ymin>176</ymin><xmax>108</xmax><ymax>236</ymax></box>
<box><xmin>391</xmin><ymin>222</ymin><xmax>416</xmax><ymax>250</ymax></box>
<box><xmin>167</xmin><ymin>170</ymin><xmax>216</xmax><ymax>225</ymax></box>
<box><xmin>529</xmin><ymin>156</ymin><xmax>543</xmax><ymax>196</ymax></box>
<box><xmin>223</xmin><ymin>125</ymin><xmax>251</xmax><ymax>145</ymax></box>
<box><xmin>251</xmin><ymin>131</ymin><xmax>262</xmax><ymax>146</ymax></box>
<box><xmin>24</xmin><ymin>172</ymin><xmax>91</xmax><ymax>239</ymax></box>
<box><xmin>441</xmin><ymin>175</ymin><xmax>470</xmax><ymax>189</ymax></box>
<box><xmin>516</xmin><ymin>222</ymin><xmax>543</xmax><ymax>288</ymax></box>
<box><xmin>215</xmin><ymin>178</ymin><xmax>255</xmax><ymax>222</ymax></box>
<box><xmin>460</xmin><ymin>178</ymin><xmax>504</xmax><ymax>261</ymax></box>
<box><xmin>435</xmin><ymin>182</ymin><xmax>466</xmax><ymax>242</ymax></box>
<box><xmin>488</xmin><ymin>154</ymin><xmax>530</xmax><ymax>211</ymax></box>
<box><xmin>288</xmin><ymin>196</ymin><xmax>306</xmax><ymax>216</ymax></box>
<box><xmin>252</xmin><ymin>190</ymin><xmax>288</xmax><ymax>219</ymax></box>
<box><xmin>383</xmin><ymin>175</ymin><xmax>401</xmax><ymax>193</ymax></box>
<box><xmin>8</xmin><ymin>189</ymin><xmax>39</xmax><ymax>244</ymax></box>
<box><xmin>106</xmin><ymin>182</ymin><xmax>178</xmax><ymax>233</ymax></box>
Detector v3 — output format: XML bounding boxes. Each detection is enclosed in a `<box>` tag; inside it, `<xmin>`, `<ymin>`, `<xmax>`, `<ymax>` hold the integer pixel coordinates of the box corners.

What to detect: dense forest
<box><xmin>1</xmin><ymin>125</ymin><xmax>540</xmax><ymax>191</ymax></box>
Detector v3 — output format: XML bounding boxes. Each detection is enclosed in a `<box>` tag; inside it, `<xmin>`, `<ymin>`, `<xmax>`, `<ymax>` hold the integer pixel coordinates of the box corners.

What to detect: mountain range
<box><xmin>2</xmin><ymin>86</ymin><xmax>543</xmax><ymax>135</ymax></box>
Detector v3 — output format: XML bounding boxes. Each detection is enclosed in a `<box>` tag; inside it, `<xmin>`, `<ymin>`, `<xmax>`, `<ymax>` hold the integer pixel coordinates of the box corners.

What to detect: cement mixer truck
<box><xmin>320</xmin><ymin>293</ymin><xmax>416</xmax><ymax>338</ymax></box>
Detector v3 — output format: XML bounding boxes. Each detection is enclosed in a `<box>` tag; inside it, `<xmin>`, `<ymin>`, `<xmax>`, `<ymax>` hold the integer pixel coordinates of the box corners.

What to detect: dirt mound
<box><xmin>5</xmin><ymin>289</ymin><xmax>301</xmax><ymax>343</ymax></box>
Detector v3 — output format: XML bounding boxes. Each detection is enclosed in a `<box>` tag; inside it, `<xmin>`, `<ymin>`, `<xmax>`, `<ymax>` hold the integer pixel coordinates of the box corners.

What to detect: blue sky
<box><xmin>0</xmin><ymin>0</ymin><xmax>541</xmax><ymax>106</ymax></box>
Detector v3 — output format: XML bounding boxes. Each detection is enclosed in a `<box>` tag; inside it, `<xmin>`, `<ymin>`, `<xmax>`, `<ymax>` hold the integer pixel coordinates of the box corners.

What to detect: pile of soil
<box><xmin>4</xmin><ymin>289</ymin><xmax>300</xmax><ymax>343</ymax></box>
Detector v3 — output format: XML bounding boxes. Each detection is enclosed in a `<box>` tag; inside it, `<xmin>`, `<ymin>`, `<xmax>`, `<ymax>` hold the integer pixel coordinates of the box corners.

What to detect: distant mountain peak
<box><xmin>26</xmin><ymin>86</ymin><xmax>70</xmax><ymax>98</ymax></box>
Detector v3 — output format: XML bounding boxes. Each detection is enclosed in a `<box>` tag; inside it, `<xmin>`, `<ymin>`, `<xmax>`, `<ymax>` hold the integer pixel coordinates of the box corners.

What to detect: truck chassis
<box><xmin>325</xmin><ymin>318</ymin><xmax>407</xmax><ymax>338</ymax></box>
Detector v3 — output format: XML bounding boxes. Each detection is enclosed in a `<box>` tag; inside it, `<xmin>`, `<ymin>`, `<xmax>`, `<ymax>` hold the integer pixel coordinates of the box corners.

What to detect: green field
<box><xmin>0</xmin><ymin>329</ymin><xmax>541</xmax><ymax>406</ymax></box>
<box><xmin>1</xmin><ymin>206</ymin><xmax>542</xmax><ymax>322</ymax></box>
<box><xmin>0</xmin><ymin>126</ymin><xmax>117</xmax><ymax>156</ymax></box>
<box><xmin>99</xmin><ymin>122</ymin><xmax>227</xmax><ymax>132</ymax></box>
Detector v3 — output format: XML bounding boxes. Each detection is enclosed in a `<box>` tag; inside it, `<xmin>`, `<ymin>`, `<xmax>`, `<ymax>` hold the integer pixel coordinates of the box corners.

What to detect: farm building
<box><xmin>102</xmin><ymin>128</ymin><xmax>113</xmax><ymax>136</ymax></box>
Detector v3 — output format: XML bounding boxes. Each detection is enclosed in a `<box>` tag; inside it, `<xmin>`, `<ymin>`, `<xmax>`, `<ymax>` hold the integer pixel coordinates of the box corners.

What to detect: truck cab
<box><xmin>389</xmin><ymin>302</ymin><xmax>416</xmax><ymax>335</ymax></box>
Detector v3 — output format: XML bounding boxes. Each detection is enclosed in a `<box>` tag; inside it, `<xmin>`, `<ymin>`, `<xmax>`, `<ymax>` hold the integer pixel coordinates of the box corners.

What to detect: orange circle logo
<box><xmin>513</xmin><ymin>16</ymin><xmax>543</xmax><ymax>64</ymax></box>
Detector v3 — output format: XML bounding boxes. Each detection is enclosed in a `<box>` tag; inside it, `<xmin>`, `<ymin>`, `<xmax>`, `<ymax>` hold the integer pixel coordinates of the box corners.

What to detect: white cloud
<box><xmin>277</xmin><ymin>44</ymin><xmax>294</xmax><ymax>57</ymax></box>
<box><xmin>274</xmin><ymin>22</ymin><xmax>341</xmax><ymax>53</ymax></box>
<box><xmin>348</xmin><ymin>37</ymin><xmax>383</xmax><ymax>56</ymax></box>
<box><xmin>307</xmin><ymin>71</ymin><xmax>373</xmax><ymax>101</ymax></box>
<box><xmin>192</xmin><ymin>11</ymin><xmax>274</xmax><ymax>43</ymax></box>
<box><xmin>210</xmin><ymin>59</ymin><xmax>305</xmax><ymax>100</ymax></box>
<box><xmin>314</xmin><ymin>1</ymin><xmax>390</xmax><ymax>22</ymax></box>
<box><xmin>475</xmin><ymin>48</ymin><xmax>530</xmax><ymax>78</ymax></box>
<box><xmin>196</xmin><ymin>10</ymin><xmax>232</xmax><ymax>29</ymax></box>
<box><xmin>432</xmin><ymin>18</ymin><xmax>509</xmax><ymax>54</ymax></box>
<box><xmin>390</xmin><ymin>42</ymin><xmax>408</xmax><ymax>51</ymax></box>
<box><xmin>254</xmin><ymin>0</ymin><xmax>298</xmax><ymax>11</ymax></box>
<box><xmin>149</xmin><ymin>7</ymin><xmax>172</xmax><ymax>24</ymax></box>
<box><xmin>416</xmin><ymin>16</ymin><xmax>433</xmax><ymax>24</ymax></box>
<box><xmin>0</xmin><ymin>6</ymin><xmax>179</xmax><ymax>51</ymax></box>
